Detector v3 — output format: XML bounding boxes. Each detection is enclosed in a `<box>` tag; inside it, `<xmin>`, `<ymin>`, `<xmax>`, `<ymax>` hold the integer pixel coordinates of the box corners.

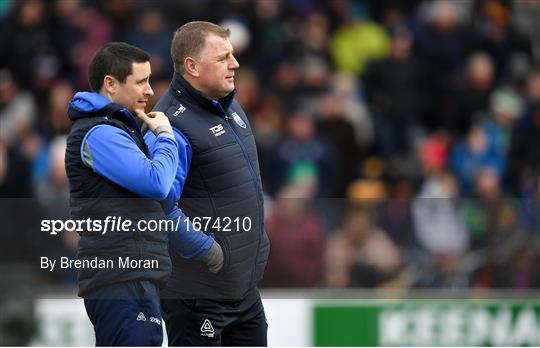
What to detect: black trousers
<box><xmin>161</xmin><ymin>290</ymin><xmax>267</xmax><ymax>346</ymax></box>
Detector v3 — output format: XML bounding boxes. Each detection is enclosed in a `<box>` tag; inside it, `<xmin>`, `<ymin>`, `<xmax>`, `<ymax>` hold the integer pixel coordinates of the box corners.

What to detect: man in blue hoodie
<box><xmin>65</xmin><ymin>42</ymin><xmax>222</xmax><ymax>346</ymax></box>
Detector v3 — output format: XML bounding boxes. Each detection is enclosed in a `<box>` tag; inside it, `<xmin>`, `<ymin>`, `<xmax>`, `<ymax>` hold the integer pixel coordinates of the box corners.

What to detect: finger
<box><xmin>134</xmin><ymin>109</ymin><xmax>145</xmax><ymax>116</ymax></box>
<box><xmin>146</xmin><ymin>111</ymin><xmax>161</xmax><ymax>118</ymax></box>
<box><xmin>134</xmin><ymin>109</ymin><xmax>148</xmax><ymax>119</ymax></box>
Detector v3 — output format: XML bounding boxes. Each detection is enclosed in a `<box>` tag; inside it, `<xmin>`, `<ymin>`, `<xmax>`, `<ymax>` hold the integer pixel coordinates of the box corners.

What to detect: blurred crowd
<box><xmin>1</xmin><ymin>0</ymin><xmax>540</xmax><ymax>292</ymax></box>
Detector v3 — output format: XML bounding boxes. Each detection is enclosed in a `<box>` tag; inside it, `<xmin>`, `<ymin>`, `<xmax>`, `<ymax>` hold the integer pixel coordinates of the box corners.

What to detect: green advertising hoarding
<box><xmin>314</xmin><ymin>300</ymin><xmax>540</xmax><ymax>346</ymax></box>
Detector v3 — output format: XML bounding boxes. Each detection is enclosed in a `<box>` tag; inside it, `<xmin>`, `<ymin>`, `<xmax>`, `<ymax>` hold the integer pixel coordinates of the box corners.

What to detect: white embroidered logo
<box><xmin>173</xmin><ymin>104</ymin><xmax>186</xmax><ymax>116</ymax></box>
<box><xmin>209</xmin><ymin>124</ymin><xmax>226</xmax><ymax>136</ymax></box>
<box><xmin>200</xmin><ymin>319</ymin><xmax>215</xmax><ymax>337</ymax></box>
<box><xmin>149</xmin><ymin>316</ymin><xmax>161</xmax><ymax>326</ymax></box>
<box><xmin>137</xmin><ymin>312</ymin><xmax>146</xmax><ymax>321</ymax></box>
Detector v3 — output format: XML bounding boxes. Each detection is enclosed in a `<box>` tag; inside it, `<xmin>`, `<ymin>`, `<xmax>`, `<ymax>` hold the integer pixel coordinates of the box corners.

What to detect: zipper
<box><xmin>223</xmin><ymin>114</ymin><xmax>264</xmax><ymax>233</ymax></box>
<box><xmin>223</xmin><ymin>113</ymin><xmax>264</xmax><ymax>287</ymax></box>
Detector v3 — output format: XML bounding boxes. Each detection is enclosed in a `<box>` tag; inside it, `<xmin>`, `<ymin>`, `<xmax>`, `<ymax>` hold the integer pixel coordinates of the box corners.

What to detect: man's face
<box><xmin>111</xmin><ymin>61</ymin><xmax>154</xmax><ymax>113</ymax></box>
<box><xmin>195</xmin><ymin>34</ymin><xmax>239</xmax><ymax>100</ymax></box>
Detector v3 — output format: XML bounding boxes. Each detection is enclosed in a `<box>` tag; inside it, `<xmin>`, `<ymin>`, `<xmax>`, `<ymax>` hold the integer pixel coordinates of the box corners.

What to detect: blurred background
<box><xmin>1</xmin><ymin>0</ymin><xmax>540</xmax><ymax>345</ymax></box>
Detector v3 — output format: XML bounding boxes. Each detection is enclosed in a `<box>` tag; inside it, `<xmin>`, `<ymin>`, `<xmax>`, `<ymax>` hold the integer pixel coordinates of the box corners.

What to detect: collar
<box><xmin>170</xmin><ymin>73</ymin><xmax>236</xmax><ymax>116</ymax></box>
<box><xmin>68</xmin><ymin>92</ymin><xmax>137</xmax><ymax>128</ymax></box>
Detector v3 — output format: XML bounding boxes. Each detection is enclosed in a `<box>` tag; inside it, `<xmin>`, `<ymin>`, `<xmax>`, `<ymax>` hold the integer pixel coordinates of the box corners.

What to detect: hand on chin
<box><xmin>133</xmin><ymin>106</ymin><xmax>146</xmax><ymax>115</ymax></box>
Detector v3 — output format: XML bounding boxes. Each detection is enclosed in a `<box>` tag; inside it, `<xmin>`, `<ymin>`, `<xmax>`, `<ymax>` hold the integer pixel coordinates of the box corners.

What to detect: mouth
<box><xmin>226</xmin><ymin>76</ymin><xmax>234</xmax><ymax>80</ymax></box>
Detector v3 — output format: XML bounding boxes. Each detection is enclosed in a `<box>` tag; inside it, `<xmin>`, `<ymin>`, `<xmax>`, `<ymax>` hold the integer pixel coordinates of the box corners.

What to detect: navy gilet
<box><xmin>65</xmin><ymin>101</ymin><xmax>171</xmax><ymax>297</ymax></box>
<box><xmin>155</xmin><ymin>74</ymin><xmax>270</xmax><ymax>300</ymax></box>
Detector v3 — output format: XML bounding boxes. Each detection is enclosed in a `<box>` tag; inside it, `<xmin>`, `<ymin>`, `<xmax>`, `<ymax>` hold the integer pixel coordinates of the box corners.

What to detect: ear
<box><xmin>102</xmin><ymin>75</ymin><xmax>117</xmax><ymax>95</ymax></box>
<box><xmin>184</xmin><ymin>57</ymin><xmax>199</xmax><ymax>77</ymax></box>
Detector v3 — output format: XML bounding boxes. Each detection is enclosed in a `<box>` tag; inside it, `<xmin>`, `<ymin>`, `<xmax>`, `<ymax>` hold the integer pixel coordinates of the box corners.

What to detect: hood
<box><xmin>68</xmin><ymin>92</ymin><xmax>130</xmax><ymax>122</ymax></box>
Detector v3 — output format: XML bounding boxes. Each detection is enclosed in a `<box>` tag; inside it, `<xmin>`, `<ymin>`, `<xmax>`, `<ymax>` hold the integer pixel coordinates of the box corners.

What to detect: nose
<box><xmin>145</xmin><ymin>83</ymin><xmax>154</xmax><ymax>97</ymax></box>
<box><xmin>230</xmin><ymin>55</ymin><xmax>240</xmax><ymax>69</ymax></box>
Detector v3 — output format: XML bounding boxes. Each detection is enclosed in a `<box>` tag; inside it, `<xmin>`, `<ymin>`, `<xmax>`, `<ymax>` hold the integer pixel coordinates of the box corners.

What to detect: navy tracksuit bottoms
<box><xmin>161</xmin><ymin>289</ymin><xmax>267</xmax><ymax>346</ymax></box>
<box><xmin>84</xmin><ymin>280</ymin><xmax>163</xmax><ymax>346</ymax></box>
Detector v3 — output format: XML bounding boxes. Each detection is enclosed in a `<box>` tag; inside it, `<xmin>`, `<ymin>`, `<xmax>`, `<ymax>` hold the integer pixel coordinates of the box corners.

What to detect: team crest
<box><xmin>231</xmin><ymin>112</ymin><xmax>247</xmax><ymax>129</ymax></box>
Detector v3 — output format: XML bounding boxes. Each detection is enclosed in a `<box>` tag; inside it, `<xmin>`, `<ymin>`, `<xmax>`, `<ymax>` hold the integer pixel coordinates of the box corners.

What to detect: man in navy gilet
<box><xmin>146</xmin><ymin>21</ymin><xmax>270</xmax><ymax>346</ymax></box>
<box><xmin>65</xmin><ymin>42</ymin><xmax>180</xmax><ymax>346</ymax></box>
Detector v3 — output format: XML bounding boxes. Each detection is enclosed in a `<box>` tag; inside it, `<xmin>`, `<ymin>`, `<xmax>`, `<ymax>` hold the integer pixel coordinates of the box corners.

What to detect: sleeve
<box><xmin>81</xmin><ymin>124</ymin><xmax>178</xmax><ymax>199</ymax></box>
<box><xmin>165</xmin><ymin>206</ymin><xmax>215</xmax><ymax>260</ymax></box>
<box><xmin>145</xmin><ymin>127</ymin><xmax>192</xmax><ymax>214</ymax></box>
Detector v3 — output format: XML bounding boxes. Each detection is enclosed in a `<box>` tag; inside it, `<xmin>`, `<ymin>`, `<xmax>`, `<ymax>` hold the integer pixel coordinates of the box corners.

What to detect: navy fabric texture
<box><xmin>84</xmin><ymin>280</ymin><xmax>163</xmax><ymax>346</ymax></box>
<box><xmin>145</xmin><ymin>125</ymin><xmax>215</xmax><ymax>260</ymax></box>
<box><xmin>161</xmin><ymin>289</ymin><xmax>267</xmax><ymax>346</ymax></box>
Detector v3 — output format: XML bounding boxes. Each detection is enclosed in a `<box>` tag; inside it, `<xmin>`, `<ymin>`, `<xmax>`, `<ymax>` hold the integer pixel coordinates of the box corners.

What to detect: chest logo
<box><xmin>173</xmin><ymin>104</ymin><xmax>186</xmax><ymax>116</ymax></box>
<box><xmin>201</xmin><ymin>319</ymin><xmax>214</xmax><ymax>337</ymax></box>
<box><xmin>231</xmin><ymin>112</ymin><xmax>247</xmax><ymax>129</ymax></box>
<box><xmin>209</xmin><ymin>124</ymin><xmax>226</xmax><ymax>136</ymax></box>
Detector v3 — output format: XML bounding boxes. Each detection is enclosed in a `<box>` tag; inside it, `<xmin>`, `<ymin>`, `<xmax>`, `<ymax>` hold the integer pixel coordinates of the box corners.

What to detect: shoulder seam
<box><xmin>80</xmin><ymin>124</ymin><xmax>115</xmax><ymax>169</ymax></box>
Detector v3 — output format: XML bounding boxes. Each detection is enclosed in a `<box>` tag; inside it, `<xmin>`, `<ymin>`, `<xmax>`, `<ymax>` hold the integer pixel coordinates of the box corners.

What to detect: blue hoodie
<box><xmin>69</xmin><ymin>92</ymin><xmax>214</xmax><ymax>260</ymax></box>
<box><xmin>69</xmin><ymin>92</ymin><xmax>178</xmax><ymax>199</ymax></box>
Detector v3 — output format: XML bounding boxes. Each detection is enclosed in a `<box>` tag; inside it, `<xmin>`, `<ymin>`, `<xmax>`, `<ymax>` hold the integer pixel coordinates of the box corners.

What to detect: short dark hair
<box><xmin>88</xmin><ymin>42</ymin><xmax>151</xmax><ymax>92</ymax></box>
<box><xmin>171</xmin><ymin>21</ymin><xmax>230</xmax><ymax>74</ymax></box>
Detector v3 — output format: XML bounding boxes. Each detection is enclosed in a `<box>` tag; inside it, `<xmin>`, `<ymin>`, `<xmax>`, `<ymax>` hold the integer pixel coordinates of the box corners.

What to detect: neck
<box><xmin>182</xmin><ymin>74</ymin><xmax>219</xmax><ymax>100</ymax></box>
<box><xmin>99</xmin><ymin>90</ymin><xmax>113</xmax><ymax>103</ymax></box>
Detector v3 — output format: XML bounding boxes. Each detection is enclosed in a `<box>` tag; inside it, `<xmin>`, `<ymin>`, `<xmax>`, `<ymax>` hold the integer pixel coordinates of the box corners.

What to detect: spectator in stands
<box><xmin>123</xmin><ymin>8</ymin><xmax>173</xmax><ymax>79</ymax></box>
<box><xmin>0</xmin><ymin>0</ymin><xmax>51</xmax><ymax>90</ymax></box>
<box><xmin>363</xmin><ymin>26</ymin><xmax>425</xmax><ymax>156</ymax></box>
<box><xmin>444</xmin><ymin>52</ymin><xmax>495</xmax><ymax>136</ymax></box>
<box><xmin>324</xmin><ymin>205</ymin><xmax>401</xmax><ymax>288</ymax></box>
<box><xmin>414</xmin><ymin>0</ymin><xmax>466</xmax><ymax>130</ymax></box>
<box><xmin>508</xmin><ymin>102</ymin><xmax>540</xmax><ymax>192</ymax></box>
<box><xmin>316</xmin><ymin>88</ymin><xmax>362</xmax><ymax>197</ymax></box>
<box><xmin>412</xmin><ymin>171</ymin><xmax>469</xmax><ymax>255</ymax></box>
<box><xmin>0</xmin><ymin>69</ymin><xmax>36</xmax><ymax>147</ymax></box>
<box><xmin>471</xmin><ymin>0</ymin><xmax>530</xmax><ymax>83</ymax></box>
<box><xmin>450</xmin><ymin>125</ymin><xmax>504</xmax><ymax>194</ymax></box>
<box><xmin>463</xmin><ymin>167</ymin><xmax>516</xmax><ymax>250</ymax></box>
<box><xmin>263</xmin><ymin>173</ymin><xmax>326</xmax><ymax>287</ymax></box>
<box><xmin>268</xmin><ymin>112</ymin><xmax>336</xmax><ymax>196</ymax></box>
